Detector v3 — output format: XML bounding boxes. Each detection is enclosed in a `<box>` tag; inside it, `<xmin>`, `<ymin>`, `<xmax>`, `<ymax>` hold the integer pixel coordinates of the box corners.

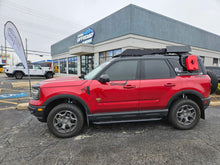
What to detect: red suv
<box><xmin>29</xmin><ymin>46</ymin><xmax>216</xmax><ymax>138</ymax></box>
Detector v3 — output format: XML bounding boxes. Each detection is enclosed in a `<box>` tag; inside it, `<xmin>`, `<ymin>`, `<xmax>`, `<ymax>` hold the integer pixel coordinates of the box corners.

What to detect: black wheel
<box><xmin>207</xmin><ymin>70</ymin><xmax>218</xmax><ymax>94</ymax></box>
<box><xmin>15</xmin><ymin>72</ymin><xmax>23</xmax><ymax>79</ymax></box>
<box><xmin>45</xmin><ymin>72</ymin><xmax>53</xmax><ymax>79</ymax></box>
<box><xmin>168</xmin><ymin>99</ymin><xmax>200</xmax><ymax>130</ymax></box>
<box><xmin>47</xmin><ymin>103</ymin><xmax>84</xmax><ymax>138</ymax></box>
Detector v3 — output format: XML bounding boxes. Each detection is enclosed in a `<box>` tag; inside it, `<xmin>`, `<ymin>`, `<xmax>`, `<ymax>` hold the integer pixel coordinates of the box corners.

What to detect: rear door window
<box><xmin>142</xmin><ymin>60</ymin><xmax>172</xmax><ymax>79</ymax></box>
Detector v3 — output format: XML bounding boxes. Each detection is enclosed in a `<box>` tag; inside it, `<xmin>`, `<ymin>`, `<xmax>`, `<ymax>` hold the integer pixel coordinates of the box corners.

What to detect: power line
<box><xmin>1</xmin><ymin>0</ymin><xmax>83</xmax><ymax>28</ymax></box>
<box><xmin>1</xmin><ymin>49</ymin><xmax>51</xmax><ymax>56</ymax></box>
<box><xmin>4</xmin><ymin>46</ymin><xmax>50</xmax><ymax>54</ymax></box>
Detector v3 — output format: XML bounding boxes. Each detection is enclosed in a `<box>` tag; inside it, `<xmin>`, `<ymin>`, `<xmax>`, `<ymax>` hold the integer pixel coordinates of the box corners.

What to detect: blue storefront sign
<box><xmin>77</xmin><ymin>28</ymin><xmax>95</xmax><ymax>44</ymax></box>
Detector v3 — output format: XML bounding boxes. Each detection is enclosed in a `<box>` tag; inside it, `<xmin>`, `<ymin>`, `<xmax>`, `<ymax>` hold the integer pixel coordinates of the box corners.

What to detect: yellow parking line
<box><xmin>0</xmin><ymin>88</ymin><xmax>23</xmax><ymax>93</ymax></box>
<box><xmin>0</xmin><ymin>89</ymin><xmax>1</xmax><ymax>93</ymax></box>
<box><xmin>0</xmin><ymin>100</ymin><xmax>18</xmax><ymax>105</ymax></box>
<box><xmin>0</xmin><ymin>106</ymin><xmax>16</xmax><ymax>111</ymax></box>
<box><xmin>3</xmin><ymin>97</ymin><xmax>31</xmax><ymax>101</ymax></box>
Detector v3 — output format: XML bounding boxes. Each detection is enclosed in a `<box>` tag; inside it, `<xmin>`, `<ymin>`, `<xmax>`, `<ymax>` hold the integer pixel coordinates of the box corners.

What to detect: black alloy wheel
<box><xmin>15</xmin><ymin>72</ymin><xmax>23</xmax><ymax>79</ymax></box>
<box><xmin>47</xmin><ymin>103</ymin><xmax>84</xmax><ymax>138</ymax></box>
<box><xmin>168</xmin><ymin>99</ymin><xmax>200</xmax><ymax>130</ymax></box>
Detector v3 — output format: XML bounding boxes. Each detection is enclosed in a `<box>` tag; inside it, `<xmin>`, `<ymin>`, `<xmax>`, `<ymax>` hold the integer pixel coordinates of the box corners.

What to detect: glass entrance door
<box><xmin>81</xmin><ymin>54</ymin><xmax>94</xmax><ymax>75</ymax></box>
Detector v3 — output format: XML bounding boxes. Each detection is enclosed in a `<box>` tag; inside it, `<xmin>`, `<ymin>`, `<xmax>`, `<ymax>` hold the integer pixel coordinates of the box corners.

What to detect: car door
<box><xmin>139</xmin><ymin>59</ymin><xmax>181</xmax><ymax>110</ymax></box>
<box><xmin>90</xmin><ymin>60</ymin><xmax>140</xmax><ymax>114</ymax></box>
<box><xmin>31</xmin><ymin>65</ymin><xmax>43</xmax><ymax>75</ymax></box>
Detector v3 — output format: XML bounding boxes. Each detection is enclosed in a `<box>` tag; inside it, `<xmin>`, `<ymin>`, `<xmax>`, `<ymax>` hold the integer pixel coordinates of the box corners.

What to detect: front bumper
<box><xmin>202</xmin><ymin>97</ymin><xmax>211</xmax><ymax>110</ymax></box>
<box><xmin>28</xmin><ymin>104</ymin><xmax>46</xmax><ymax>122</ymax></box>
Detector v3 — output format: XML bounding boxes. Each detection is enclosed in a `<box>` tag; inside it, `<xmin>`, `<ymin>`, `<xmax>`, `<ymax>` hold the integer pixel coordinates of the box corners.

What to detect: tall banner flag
<box><xmin>4</xmin><ymin>21</ymin><xmax>29</xmax><ymax>73</ymax></box>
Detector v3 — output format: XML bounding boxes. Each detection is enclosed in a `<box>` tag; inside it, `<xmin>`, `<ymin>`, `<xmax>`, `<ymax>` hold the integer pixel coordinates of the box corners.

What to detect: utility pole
<box><xmin>25</xmin><ymin>38</ymin><xmax>28</xmax><ymax>62</ymax></box>
<box><xmin>1</xmin><ymin>45</ymin><xmax>2</xmax><ymax>64</ymax></box>
<box><xmin>1</xmin><ymin>45</ymin><xmax>3</xmax><ymax>55</ymax></box>
<box><xmin>5</xmin><ymin>38</ymin><xmax>7</xmax><ymax>65</ymax></box>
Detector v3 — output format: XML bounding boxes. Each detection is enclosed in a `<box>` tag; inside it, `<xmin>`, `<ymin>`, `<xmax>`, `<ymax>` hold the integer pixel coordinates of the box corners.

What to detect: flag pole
<box><xmin>25</xmin><ymin>38</ymin><xmax>32</xmax><ymax>97</ymax></box>
<box><xmin>4</xmin><ymin>21</ymin><xmax>32</xmax><ymax>97</ymax></box>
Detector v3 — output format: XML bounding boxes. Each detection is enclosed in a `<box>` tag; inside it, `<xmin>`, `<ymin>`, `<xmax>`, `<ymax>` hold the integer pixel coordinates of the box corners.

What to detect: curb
<box><xmin>210</xmin><ymin>101</ymin><xmax>220</xmax><ymax>106</ymax></box>
<box><xmin>16</xmin><ymin>103</ymin><xmax>29</xmax><ymax>110</ymax></box>
<box><xmin>12</xmin><ymin>81</ymin><xmax>40</xmax><ymax>88</ymax></box>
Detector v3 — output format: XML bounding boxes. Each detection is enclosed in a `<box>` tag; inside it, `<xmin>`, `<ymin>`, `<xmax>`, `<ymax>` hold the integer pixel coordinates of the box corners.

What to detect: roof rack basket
<box><xmin>114</xmin><ymin>46</ymin><xmax>191</xmax><ymax>57</ymax></box>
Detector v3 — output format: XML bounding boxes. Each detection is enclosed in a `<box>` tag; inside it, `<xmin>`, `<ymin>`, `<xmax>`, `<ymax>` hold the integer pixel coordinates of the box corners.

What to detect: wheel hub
<box><xmin>53</xmin><ymin>110</ymin><xmax>77</xmax><ymax>133</ymax></box>
<box><xmin>176</xmin><ymin>105</ymin><xmax>196</xmax><ymax>126</ymax></box>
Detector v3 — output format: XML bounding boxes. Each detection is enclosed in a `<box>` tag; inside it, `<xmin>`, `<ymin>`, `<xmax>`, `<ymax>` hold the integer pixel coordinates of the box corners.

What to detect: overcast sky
<box><xmin>1</xmin><ymin>0</ymin><xmax>220</xmax><ymax>53</ymax></box>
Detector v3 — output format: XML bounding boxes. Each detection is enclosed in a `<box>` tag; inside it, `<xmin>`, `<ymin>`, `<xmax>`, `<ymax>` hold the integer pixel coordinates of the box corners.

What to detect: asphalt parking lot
<box><xmin>0</xmin><ymin>73</ymin><xmax>220</xmax><ymax>165</ymax></box>
<box><xmin>0</xmin><ymin>73</ymin><xmax>41</xmax><ymax>111</ymax></box>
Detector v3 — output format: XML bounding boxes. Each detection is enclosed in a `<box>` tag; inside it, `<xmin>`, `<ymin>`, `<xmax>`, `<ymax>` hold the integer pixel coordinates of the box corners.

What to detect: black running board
<box><xmin>92</xmin><ymin>117</ymin><xmax>163</xmax><ymax>125</ymax></box>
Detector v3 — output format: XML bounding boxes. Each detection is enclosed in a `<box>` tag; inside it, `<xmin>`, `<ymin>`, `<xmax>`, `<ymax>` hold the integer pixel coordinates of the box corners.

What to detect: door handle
<box><xmin>164</xmin><ymin>83</ymin><xmax>176</xmax><ymax>87</ymax></box>
<box><xmin>123</xmin><ymin>85</ymin><xmax>136</xmax><ymax>89</ymax></box>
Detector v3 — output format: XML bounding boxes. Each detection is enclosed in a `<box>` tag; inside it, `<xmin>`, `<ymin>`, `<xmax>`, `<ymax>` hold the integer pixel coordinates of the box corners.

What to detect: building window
<box><xmin>68</xmin><ymin>56</ymin><xmax>77</xmax><ymax>74</ymax></box>
<box><xmin>99</xmin><ymin>49</ymin><xmax>122</xmax><ymax>64</ymax></box>
<box><xmin>200</xmin><ymin>56</ymin><xmax>205</xmax><ymax>63</ymax></box>
<box><xmin>53</xmin><ymin>60</ymin><xmax>59</xmax><ymax>73</ymax></box>
<box><xmin>60</xmin><ymin>58</ymin><xmax>67</xmax><ymax>74</ymax></box>
<box><xmin>81</xmin><ymin>54</ymin><xmax>94</xmax><ymax>75</ymax></box>
<box><xmin>213</xmin><ymin>58</ymin><xmax>218</xmax><ymax>66</ymax></box>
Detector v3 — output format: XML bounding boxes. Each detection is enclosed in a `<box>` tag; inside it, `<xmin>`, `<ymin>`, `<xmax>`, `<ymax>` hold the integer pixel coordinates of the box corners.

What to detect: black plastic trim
<box><xmin>93</xmin><ymin>118</ymin><xmax>162</xmax><ymax>125</ymax></box>
<box><xmin>86</xmin><ymin>86</ymin><xmax>90</xmax><ymax>95</ymax></box>
<box><xmin>28</xmin><ymin>104</ymin><xmax>46</xmax><ymax>122</ymax></box>
<box><xmin>88</xmin><ymin>109</ymin><xmax>168</xmax><ymax>124</ymax></box>
<box><xmin>42</xmin><ymin>94</ymin><xmax>91</xmax><ymax>114</ymax></box>
<box><xmin>202</xmin><ymin>97</ymin><xmax>211</xmax><ymax>110</ymax></box>
<box><xmin>166</xmin><ymin>90</ymin><xmax>204</xmax><ymax>109</ymax></box>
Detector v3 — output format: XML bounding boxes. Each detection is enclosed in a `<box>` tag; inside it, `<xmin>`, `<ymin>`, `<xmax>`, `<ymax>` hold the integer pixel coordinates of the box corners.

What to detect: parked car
<box><xmin>206</xmin><ymin>66</ymin><xmax>220</xmax><ymax>82</ymax></box>
<box><xmin>29</xmin><ymin>46</ymin><xmax>217</xmax><ymax>138</ymax></box>
<box><xmin>3</xmin><ymin>63</ymin><xmax>54</xmax><ymax>79</ymax></box>
<box><xmin>0</xmin><ymin>64</ymin><xmax>5</xmax><ymax>73</ymax></box>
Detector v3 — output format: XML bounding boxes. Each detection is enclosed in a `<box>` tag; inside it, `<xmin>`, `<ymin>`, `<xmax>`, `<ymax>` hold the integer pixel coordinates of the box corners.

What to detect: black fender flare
<box><xmin>166</xmin><ymin>90</ymin><xmax>204</xmax><ymax>109</ymax></box>
<box><xmin>42</xmin><ymin>94</ymin><xmax>91</xmax><ymax>115</ymax></box>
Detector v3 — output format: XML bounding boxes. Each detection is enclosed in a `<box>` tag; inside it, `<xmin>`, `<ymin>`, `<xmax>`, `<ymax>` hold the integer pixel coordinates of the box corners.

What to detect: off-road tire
<box><xmin>45</xmin><ymin>72</ymin><xmax>53</xmax><ymax>79</ymax></box>
<box><xmin>47</xmin><ymin>103</ymin><xmax>84</xmax><ymax>138</ymax></box>
<box><xmin>168</xmin><ymin>99</ymin><xmax>200</xmax><ymax>130</ymax></box>
<box><xmin>15</xmin><ymin>71</ymin><xmax>23</xmax><ymax>79</ymax></box>
<box><xmin>207</xmin><ymin>70</ymin><xmax>218</xmax><ymax>94</ymax></box>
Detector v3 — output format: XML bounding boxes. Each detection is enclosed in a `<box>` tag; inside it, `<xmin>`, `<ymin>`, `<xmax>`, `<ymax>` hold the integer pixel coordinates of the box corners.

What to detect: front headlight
<box><xmin>31</xmin><ymin>83</ymin><xmax>40</xmax><ymax>100</ymax></box>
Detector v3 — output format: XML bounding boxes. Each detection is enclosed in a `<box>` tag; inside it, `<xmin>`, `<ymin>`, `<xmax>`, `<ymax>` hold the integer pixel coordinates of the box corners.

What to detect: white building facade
<box><xmin>51</xmin><ymin>5</ymin><xmax>220</xmax><ymax>76</ymax></box>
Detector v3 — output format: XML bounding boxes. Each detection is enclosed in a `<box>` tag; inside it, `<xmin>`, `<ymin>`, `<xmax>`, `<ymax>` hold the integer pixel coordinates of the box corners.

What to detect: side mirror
<box><xmin>79</xmin><ymin>75</ymin><xmax>85</xmax><ymax>79</ymax></box>
<box><xmin>99</xmin><ymin>74</ymin><xmax>110</xmax><ymax>84</ymax></box>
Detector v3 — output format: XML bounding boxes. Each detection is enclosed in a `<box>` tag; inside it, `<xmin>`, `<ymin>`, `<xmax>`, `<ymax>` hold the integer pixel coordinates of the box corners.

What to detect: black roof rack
<box><xmin>114</xmin><ymin>46</ymin><xmax>191</xmax><ymax>57</ymax></box>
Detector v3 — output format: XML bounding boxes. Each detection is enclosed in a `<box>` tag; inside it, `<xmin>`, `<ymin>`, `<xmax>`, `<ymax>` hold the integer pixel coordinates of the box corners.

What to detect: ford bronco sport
<box><xmin>29</xmin><ymin>46</ymin><xmax>217</xmax><ymax>138</ymax></box>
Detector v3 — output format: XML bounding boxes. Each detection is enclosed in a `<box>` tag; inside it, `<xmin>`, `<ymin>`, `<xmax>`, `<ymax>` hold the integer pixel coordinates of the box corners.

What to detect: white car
<box><xmin>3</xmin><ymin>63</ymin><xmax>55</xmax><ymax>79</ymax></box>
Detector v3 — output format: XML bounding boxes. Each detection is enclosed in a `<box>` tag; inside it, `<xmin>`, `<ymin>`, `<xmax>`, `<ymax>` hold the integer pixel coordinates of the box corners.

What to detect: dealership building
<box><xmin>51</xmin><ymin>4</ymin><xmax>220</xmax><ymax>76</ymax></box>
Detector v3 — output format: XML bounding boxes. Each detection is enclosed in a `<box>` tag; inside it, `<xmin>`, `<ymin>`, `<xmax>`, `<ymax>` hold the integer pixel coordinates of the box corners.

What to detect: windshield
<box><xmin>84</xmin><ymin>60</ymin><xmax>111</xmax><ymax>80</ymax></box>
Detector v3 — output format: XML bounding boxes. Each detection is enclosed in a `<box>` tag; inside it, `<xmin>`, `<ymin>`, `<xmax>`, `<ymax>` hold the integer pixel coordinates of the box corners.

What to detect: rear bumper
<box><xmin>28</xmin><ymin>104</ymin><xmax>46</xmax><ymax>122</ymax></box>
<box><xmin>202</xmin><ymin>97</ymin><xmax>211</xmax><ymax>110</ymax></box>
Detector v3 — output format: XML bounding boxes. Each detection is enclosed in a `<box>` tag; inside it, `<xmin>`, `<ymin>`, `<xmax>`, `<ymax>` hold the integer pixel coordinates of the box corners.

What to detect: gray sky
<box><xmin>1</xmin><ymin>0</ymin><xmax>220</xmax><ymax>53</ymax></box>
